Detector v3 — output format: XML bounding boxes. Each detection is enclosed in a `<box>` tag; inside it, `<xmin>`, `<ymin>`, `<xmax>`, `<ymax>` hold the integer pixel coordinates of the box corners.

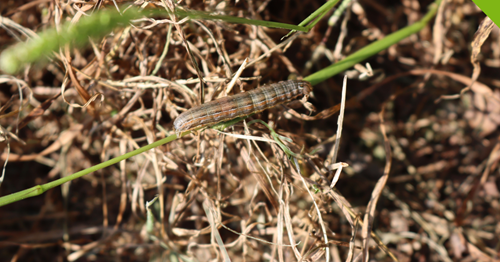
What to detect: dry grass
<box><xmin>1</xmin><ymin>0</ymin><xmax>499</xmax><ymax>262</ymax></box>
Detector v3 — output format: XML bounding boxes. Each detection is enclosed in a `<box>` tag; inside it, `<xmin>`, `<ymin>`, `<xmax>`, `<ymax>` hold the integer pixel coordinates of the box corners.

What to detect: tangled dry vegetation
<box><xmin>1</xmin><ymin>0</ymin><xmax>499</xmax><ymax>261</ymax></box>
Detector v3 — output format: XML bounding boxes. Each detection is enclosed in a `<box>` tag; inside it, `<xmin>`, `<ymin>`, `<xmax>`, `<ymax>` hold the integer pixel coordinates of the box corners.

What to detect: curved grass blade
<box><xmin>0</xmin><ymin>9</ymin><xmax>141</xmax><ymax>74</ymax></box>
<box><xmin>0</xmin><ymin>7</ymin><xmax>310</xmax><ymax>74</ymax></box>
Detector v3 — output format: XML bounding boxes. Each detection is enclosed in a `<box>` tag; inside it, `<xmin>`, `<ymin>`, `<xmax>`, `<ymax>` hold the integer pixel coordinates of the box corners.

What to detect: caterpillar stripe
<box><xmin>173</xmin><ymin>80</ymin><xmax>313</xmax><ymax>132</ymax></box>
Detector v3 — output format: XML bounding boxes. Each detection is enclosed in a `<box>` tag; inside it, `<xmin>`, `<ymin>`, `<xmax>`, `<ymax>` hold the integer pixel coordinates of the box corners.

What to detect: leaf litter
<box><xmin>0</xmin><ymin>1</ymin><xmax>499</xmax><ymax>262</ymax></box>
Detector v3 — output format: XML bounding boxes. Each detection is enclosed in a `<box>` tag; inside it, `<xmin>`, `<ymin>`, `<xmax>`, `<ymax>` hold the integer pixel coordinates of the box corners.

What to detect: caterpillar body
<box><xmin>173</xmin><ymin>80</ymin><xmax>313</xmax><ymax>133</ymax></box>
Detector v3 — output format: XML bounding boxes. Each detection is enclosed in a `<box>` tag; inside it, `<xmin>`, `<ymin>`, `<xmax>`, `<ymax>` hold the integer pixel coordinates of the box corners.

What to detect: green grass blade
<box><xmin>304</xmin><ymin>0</ymin><xmax>441</xmax><ymax>85</ymax></box>
<box><xmin>171</xmin><ymin>9</ymin><xmax>308</xmax><ymax>32</ymax></box>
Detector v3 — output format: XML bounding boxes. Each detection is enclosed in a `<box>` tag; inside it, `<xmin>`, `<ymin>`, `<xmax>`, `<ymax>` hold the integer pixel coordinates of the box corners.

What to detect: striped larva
<box><xmin>173</xmin><ymin>80</ymin><xmax>313</xmax><ymax>133</ymax></box>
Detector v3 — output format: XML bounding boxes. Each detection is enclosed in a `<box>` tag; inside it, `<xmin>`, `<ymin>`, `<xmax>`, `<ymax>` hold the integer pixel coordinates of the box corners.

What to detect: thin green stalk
<box><xmin>0</xmin><ymin>132</ymin><xmax>188</xmax><ymax>207</ymax></box>
<box><xmin>304</xmin><ymin>0</ymin><xmax>441</xmax><ymax>85</ymax></box>
<box><xmin>299</xmin><ymin>0</ymin><xmax>341</xmax><ymax>29</ymax></box>
<box><xmin>172</xmin><ymin>9</ymin><xmax>308</xmax><ymax>31</ymax></box>
<box><xmin>283</xmin><ymin>0</ymin><xmax>340</xmax><ymax>38</ymax></box>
